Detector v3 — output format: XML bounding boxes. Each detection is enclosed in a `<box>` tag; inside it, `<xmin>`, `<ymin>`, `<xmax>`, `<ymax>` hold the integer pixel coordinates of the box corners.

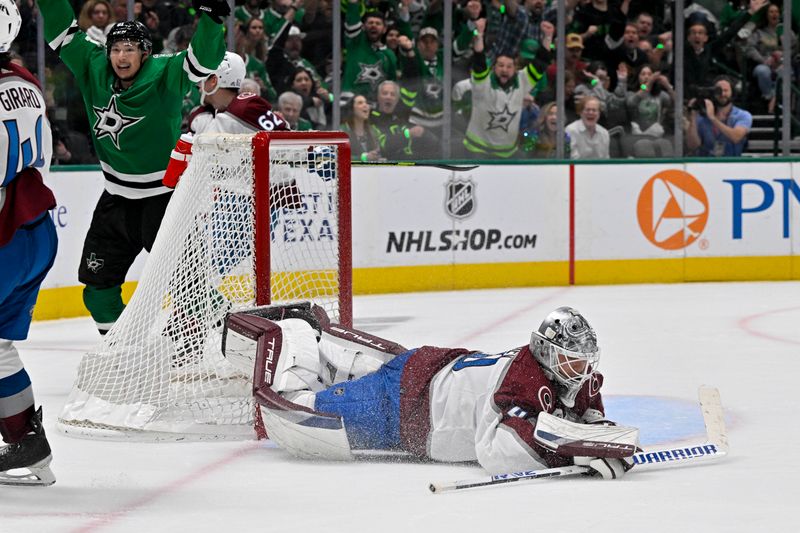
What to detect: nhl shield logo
<box><xmin>444</xmin><ymin>178</ymin><xmax>476</xmax><ymax>219</ymax></box>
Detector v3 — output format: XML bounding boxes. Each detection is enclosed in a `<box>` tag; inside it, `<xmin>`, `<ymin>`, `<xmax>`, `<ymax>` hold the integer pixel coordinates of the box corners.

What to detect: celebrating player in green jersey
<box><xmin>39</xmin><ymin>0</ymin><xmax>229</xmax><ymax>334</ymax></box>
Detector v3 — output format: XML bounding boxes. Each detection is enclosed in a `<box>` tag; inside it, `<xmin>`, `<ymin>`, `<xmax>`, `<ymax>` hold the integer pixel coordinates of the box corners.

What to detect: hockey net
<box><xmin>58</xmin><ymin>131</ymin><xmax>352</xmax><ymax>441</ymax></box>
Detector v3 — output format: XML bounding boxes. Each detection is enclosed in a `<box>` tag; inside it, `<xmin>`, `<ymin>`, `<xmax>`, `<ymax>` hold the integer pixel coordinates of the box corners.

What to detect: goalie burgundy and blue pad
<box><xmin>192</xmin><ymin>0</ymin><xmax>231</xmax><ymax>23</ymax></box>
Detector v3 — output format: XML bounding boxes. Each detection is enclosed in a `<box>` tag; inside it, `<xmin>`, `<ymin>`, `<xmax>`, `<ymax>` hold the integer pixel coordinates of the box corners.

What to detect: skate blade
<box><xmin>0</xmin><ymin>456</ymin><xmax>56</xmax><ymax>487</ymax></box>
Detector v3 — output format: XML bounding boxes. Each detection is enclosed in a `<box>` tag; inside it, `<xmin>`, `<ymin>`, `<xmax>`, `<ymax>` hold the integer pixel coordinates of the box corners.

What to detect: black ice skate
<box><xmin>165</xmin><ymin>294</ymin><xmax>232</xmax><ymax>369</ymax></box>
<box><xmin>171</xmin><ymin>327</ymin><xmax>205</xmax><ymax>368</ymax></box>
<box><xmin>0</xmin><ymin>407</ymin><xmax>56</xmax><ymax>487</ymax></box>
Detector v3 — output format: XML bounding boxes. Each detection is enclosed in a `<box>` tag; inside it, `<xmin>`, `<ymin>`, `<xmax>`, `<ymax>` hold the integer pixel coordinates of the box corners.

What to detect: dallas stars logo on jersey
<box><xmin>355</xmin><ymin>61</ymin><xmax>386</xmax><ymax>90</ymax></box>
<box><xmin>92</xmin><ymin>95</ymin><xmax>143</xmax><ymax>150</ymax></box>
<box><xmin>487</xmin><ymin>104</ymin><xmax>517</xmax><ymax>133</ymax></box>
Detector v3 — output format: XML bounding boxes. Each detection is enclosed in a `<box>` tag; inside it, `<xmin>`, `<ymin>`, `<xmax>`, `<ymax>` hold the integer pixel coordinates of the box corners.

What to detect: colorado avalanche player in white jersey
<box><xmin>189</xmin><ymin>51</ymin><xmax>289</xmax><ymax>137</ymax></box>
<box><xmin>161</xmin><ymin>52</ymin><xmax>291</xmax><ymax>365</ymax></box>
<box><xmin>0</xmin><ymin>0</ymin><xmax>57</xmax><ymax>486</ymax></box>
<box><xmin>163</xmin><ymin>51</ymin><xmax>289</xmax><ymax>188</ymax></box>
<box><xmin>223</xmin><ymin>304</ymin><xmax>634</xmax><ymax>479</ymax></box>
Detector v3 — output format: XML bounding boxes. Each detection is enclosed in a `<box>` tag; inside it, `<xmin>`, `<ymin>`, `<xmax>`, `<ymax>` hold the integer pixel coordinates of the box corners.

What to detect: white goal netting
<box><xmin>58</xmin><ymin>132</ymin><xmax>351</xmax><ymax>440</ymax></box>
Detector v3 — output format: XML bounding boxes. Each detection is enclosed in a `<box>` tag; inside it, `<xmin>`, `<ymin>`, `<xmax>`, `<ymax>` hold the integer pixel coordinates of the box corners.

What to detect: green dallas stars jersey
<box><xmin>342</xmin><ymin>1</ymin><xmax>397</xmax><ymax>100</ymax></box>
<box><xmin>40</xmin><ymin>0</ymin><xmax>225</xmax><ymax>199</ymax></box>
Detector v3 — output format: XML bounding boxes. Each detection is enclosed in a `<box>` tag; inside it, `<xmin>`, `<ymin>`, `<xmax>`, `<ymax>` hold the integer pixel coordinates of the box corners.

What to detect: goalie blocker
<box><xmin>534</xmin><ymin>411</ymin><xmax>639</xmax><ymax>479</ymax></box>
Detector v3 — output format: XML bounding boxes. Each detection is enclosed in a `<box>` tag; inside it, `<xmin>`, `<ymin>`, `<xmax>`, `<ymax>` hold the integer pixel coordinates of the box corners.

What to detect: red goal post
<box><xmin>252</xmin><ymin>131</ymin><xmax>352</xmax><ymax>325</ymax></box>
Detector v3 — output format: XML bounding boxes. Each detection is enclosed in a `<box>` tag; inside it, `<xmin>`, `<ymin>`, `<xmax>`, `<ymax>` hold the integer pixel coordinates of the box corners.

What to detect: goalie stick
<box><xmin>429</xmin><ymin>385</ymin><xmax>729</xmax><ymax>493</ymax></box>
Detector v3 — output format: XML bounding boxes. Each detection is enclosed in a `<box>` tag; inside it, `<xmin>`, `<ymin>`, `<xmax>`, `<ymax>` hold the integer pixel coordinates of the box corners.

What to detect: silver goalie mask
<box><xmin>529</xmin><ymin>307</ymin><xmax>600</xmax><ymax>406</ymax></box>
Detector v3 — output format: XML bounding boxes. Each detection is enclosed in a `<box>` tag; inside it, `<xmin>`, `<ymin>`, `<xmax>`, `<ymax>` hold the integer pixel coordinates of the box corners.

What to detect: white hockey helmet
<box><xmin>530</xmin><ymin>307</ymin><xmax>600</xmax><ymax>397</ymax></box>
<box><xmin>0</xmin><ymin>0</ymin><xmax>22</xmax><ymax>54</ymax></box>
<box><xmin>214</xmin><ymin>52</ymin><xmax>247</xmax><ymax>90</ymax></box>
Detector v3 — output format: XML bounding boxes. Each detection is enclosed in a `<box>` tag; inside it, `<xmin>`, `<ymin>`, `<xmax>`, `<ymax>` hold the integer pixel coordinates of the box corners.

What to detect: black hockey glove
<box><xmin>192</xmin><ymin>0</ymin><xmax>231</xmax><ymax>24</ymax></box>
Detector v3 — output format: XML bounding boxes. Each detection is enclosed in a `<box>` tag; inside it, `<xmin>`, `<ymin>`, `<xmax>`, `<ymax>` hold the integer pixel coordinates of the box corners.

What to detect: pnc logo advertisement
<box><xmin>637</xmin><ymin>170</ymin><xmax>709</xmax><ymax>250</ymax></box>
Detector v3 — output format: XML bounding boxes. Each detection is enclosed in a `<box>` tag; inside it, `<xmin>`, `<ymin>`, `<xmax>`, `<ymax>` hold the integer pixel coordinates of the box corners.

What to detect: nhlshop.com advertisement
<box><xmin>38</xmin><ymin>159</ymin><xmax>800</xmax><ymax>318</ymax></box>
<box><xmin>352</xmin><ymin>164</ymin><xmax>568</xmax><ymax>268</ymax></box>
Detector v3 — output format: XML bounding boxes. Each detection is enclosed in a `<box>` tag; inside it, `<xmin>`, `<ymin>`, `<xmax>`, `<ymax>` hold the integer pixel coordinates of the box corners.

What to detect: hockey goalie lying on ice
<box><xmin>222</xmin><ymin>303</ymin><xmax>640</xmax><ymax>479</ymax></box>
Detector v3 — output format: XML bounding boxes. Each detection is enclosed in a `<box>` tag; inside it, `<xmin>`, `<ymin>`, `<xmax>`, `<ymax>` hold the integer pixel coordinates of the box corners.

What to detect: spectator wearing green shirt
<box><xmin>262</xmin><ymin>0</ymin><xmax>308</xmax><ymax>45</ymax></box>
<box><xmin>234</xmin><ymin>0</ymin><xmax>268</xmax><ymax>25</ymax></box>
<box><xmin>343</xmin><ymin>0</ymin><xmax>397</xmax><ymax>102</ymax></box>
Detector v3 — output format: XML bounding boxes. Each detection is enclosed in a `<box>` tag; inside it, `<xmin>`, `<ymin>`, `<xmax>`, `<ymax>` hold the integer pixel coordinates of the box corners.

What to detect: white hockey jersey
<box><xmin>0</xmin><ymin>62</ymin><xmax>55</xmax><ymax>246</ymax></box>
<box><xmin>400</xmin><ymin>345</ymin><xmax>605</xmax><ymax>474</ymax></box>
<box><xmin>187</xmin><ymin>92</ymin><xmax>289</xmax><ymax>135</ymax></box>
<box><xmin>0</xmin><ymin>64</ymin><xmax>52</xmax><ymax>187</ymax></box>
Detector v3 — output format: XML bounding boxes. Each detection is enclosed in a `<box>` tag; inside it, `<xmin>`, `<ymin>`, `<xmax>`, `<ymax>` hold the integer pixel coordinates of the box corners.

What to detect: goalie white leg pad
<box><xmin>270</xmin><ymin>319</ymin><xmax>324</xmax><ymax>393</ymax></box>
<box><xmin>222</xmin><ymin>325</ymin><xmax>263</xmax><ymax>379</ymax></box>
<box><xmin>282</xmin><ymin>390</ymin><xmax>316</xmax><ymax>409</ymax></box>
<box><xmin>255</xmin><ymin>386</ymin><xmax>353</xmax><ymax>461</ymax></box>
<box><xmin>223</xmin><ymin>314</ymin><xmax>323</xmax><ymax>393</ymax></box>
<box><xmin>315</xmin><ymin>324</ymin><xmax>406</xmax><ymax>386</ymax></box>
<box><xmin>317</xmin><ymin>336</ymin><xmax>386</xmax><ymax>387</ymax></box>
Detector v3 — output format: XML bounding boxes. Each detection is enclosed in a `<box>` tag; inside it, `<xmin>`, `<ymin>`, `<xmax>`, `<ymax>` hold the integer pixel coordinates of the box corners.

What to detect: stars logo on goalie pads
<box><xmin>92</xmin><ymin>95</ymin><xmax>143</xmax><ymax>149</ymax></box>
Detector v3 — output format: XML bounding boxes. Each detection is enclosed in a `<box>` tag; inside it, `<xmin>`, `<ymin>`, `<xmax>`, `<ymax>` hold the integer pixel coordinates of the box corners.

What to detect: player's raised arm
<box><xmin>39</xmin><ymin>0</ymin><xmax>106</xmax><ymax>81</ymax></box>
<box><xmin>182</xmin><ymin>0</ymin><xmax>230</xmax><ymax>83</ymax></box>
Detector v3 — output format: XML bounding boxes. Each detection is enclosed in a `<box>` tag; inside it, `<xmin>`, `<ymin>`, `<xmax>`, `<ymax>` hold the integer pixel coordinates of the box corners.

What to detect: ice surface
<box><xmin>4</xmin><ymin>281</ymin><xmax>799</xmax><ymax>533</ymax></box>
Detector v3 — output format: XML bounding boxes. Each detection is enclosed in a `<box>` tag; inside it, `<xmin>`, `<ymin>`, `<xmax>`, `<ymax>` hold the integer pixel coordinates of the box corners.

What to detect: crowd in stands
<box><xmin>10</xmin><ymin>0</ymin><xmax>800</xmax><ymax>162</ymax></box>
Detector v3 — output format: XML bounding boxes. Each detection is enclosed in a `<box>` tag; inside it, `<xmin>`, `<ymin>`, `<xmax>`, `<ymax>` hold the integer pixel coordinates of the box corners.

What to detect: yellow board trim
<box><xmin>353</xmin><ymin>262</ymin><xmax>569</xmax><ymax>294</ymax></box>
<box><xmin>32</xmin><ymin>281</ymin><xmax>139</xmax><ymax>321</ymax></box>
<box><xmin>575</xmin><ymin>256</ymin><xmax>800</xmax><ymax>285</ymax></box>
<box><xmin>32</xmin><ymin>256</ymin><xmax>800</xmax><ymax>320</ymax></box>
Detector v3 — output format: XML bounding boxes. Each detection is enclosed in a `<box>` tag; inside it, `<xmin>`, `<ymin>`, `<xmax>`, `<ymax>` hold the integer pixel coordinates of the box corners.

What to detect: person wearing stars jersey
<box><xmin>342</xmin><ymin>1</ymin><xmax>397</xmax><ymax>104</ymax></box>
<box><xmin>37</xmin><ymin>0</ymin><xmax>228</xmax><ymax>335</ymax></box>
<box><xmin>463</xmin><ymin>17</ymin><xmax>549</xmax><ymax>159</ymax></box>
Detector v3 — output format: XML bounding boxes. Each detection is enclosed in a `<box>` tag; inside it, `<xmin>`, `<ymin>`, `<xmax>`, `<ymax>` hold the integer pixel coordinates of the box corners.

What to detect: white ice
<box><xmin>4</xmin><ymin>281</ymin><xmax>800</xmax><ymax>533</ymax></box>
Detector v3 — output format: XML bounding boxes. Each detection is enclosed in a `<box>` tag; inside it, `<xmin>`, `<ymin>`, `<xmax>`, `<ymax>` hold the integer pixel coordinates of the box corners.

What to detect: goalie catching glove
<box><xmin>192</xmin><ymin>0</ymin><xmax>231</xmax><ymax>23</ymax></box>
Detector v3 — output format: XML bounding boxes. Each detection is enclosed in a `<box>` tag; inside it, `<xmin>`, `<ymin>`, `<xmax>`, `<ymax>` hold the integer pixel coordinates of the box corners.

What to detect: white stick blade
<box><xmin>698</xmin><ymin>385</ymin><xmax>729</xmax><ymax>452</ymax></box>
